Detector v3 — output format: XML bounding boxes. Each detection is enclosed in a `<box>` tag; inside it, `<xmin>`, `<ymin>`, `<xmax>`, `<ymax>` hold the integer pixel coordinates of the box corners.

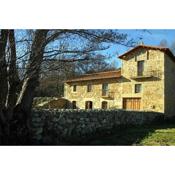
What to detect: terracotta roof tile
<box><xmin>118</xmin><ymin>44</ymin><xmax>175</xmax><ymax>61</ymax></box>
<box><xmin>65</xmin><ymin>69</ymin><xmax>121</xmax><ymax>83</ymax></box>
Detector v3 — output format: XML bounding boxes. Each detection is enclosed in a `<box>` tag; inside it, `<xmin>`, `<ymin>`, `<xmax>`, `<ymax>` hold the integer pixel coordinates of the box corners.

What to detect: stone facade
<box><xmin>64</xmin><ymin>45</ymin><xmax>175</xmax><ymax>116</ymax></box>
<box><xmin>64</xmin><ymin>78</ymin><xmax>122</xmax><ymax>109</ymax></box>
<box><xmin>121</xmin><ymin>48</ymin><xmax>165</xmax><ymax>113</ymax></box>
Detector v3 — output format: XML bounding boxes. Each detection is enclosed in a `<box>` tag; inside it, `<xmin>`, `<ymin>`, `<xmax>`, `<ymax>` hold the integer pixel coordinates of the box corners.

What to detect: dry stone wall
<box><xmin>31</xmin><ymin>109</ymin><xmax>164</xmax><ymax>145</ymax></box>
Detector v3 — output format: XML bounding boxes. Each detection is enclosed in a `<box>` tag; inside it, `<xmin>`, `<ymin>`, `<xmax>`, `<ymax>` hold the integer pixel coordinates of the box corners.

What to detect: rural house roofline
<box><xmin>65</xmin><ymin>68</ymin><xmax>121</xmax><ymax>83</ymax></box>
<box><xmin>65</xmin><ymin>45</ymin><xmax>175</xmax><ymax>83</ymax></box>
<box><xmin>118</xmin><ymin>44</ymin><xmax>175</xmax><ymax>61</ymax></box>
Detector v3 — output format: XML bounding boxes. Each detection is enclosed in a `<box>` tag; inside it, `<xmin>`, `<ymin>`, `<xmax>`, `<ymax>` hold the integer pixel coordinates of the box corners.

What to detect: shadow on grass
<box><xmin>78</xmin><ymin>120</ymin><xmax>175</xmax><ymax>146</ymax></box>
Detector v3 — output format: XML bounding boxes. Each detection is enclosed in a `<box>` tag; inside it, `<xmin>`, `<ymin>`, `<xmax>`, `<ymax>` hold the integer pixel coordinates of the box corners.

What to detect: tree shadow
<box><xmin>76</xmin><ymin>120</ymin><xmax>175</xmax><ymax>146</ymax></box>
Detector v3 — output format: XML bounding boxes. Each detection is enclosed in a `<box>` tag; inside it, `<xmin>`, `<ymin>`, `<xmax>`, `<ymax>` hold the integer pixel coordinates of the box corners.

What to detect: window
<box><xmin>72</xmin><ymin>101</ymin><xmax>77</xmax><ymax>109</ymax></box>
<box><xmin>135</xmin><ymin>84</ymin><xmax>142</xmax><ymax>93</ymax></box>
<box><xmin>85</xmin><ymin>101</ymin><xmax>93</xmax><ymax>109</ymax></box>
<box><xmin>87</xmin><ymin>84</ymin><xmax>92</xmax><ymax>92</ymax></box>
<box><xmin>102</xmin><ymin>83</ymin><xmax>108</xmax><ymax>90</ymax></box>
<box><xmin>147</xmin><ymin>50</ymin><xmax>149</xmax><ymax>60</ymax></box>
<box><xmin>102</xmin><ymin>101</ymin><xmax>108</xmax><ymax>109</ymax></box>
<box><xmin>137</xmin><ymin>60</ymin><xmax>144</xmax><ymax>76</ymax></box>
<box><xmin>73</xmin><ymin>85</ymin><xmax>77</xmax><ymax>92</ymax></box>
<box><xmin>102</xmin><ymin>83</ymin><xmax>108</xmax><ymax>96</ymax></box>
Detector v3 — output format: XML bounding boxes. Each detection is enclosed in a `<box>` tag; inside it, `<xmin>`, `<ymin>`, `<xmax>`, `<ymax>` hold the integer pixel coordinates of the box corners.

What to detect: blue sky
<box><xmin>15</xmin><ymin>29</ymin><xmax>175</xmax><ymax>68</ymax></box>
<box><xmin>106</xmin><ymin>29</ymin><xmax>175</xmax><ymax>68</ymax></box>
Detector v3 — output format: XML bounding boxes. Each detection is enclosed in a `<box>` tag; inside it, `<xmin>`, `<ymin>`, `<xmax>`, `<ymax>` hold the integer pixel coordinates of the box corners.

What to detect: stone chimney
<box><xmin>139</xmin><ymin>41</ymin><xmax>144</xmax><ymax>45</ymax></box>
<box><xmin>138</xmin><ymin>37</ymin><xmax>144</xmax><ymax>45</ymax></box>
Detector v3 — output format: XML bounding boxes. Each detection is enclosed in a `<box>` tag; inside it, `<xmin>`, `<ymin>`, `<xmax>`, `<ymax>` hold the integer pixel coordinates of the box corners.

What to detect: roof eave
<box><xmin>118</xmin><ymin>45</ymin><xmax>175</xmax><ymax>60</ymax></box>
<box><xmin>65</xmin><ymin>76</ymin><xmax>121</xmax><ymax>83</ymax></box>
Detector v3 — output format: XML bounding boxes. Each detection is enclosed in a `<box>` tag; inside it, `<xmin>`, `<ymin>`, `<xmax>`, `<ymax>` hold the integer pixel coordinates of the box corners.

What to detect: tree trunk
<box><xmin>16</xmin><ymin>30</ymin><xmax>48</xmax><ymax>113</ymax></box>
<box><xmin>0</xmin><ymin>30</ymin><xmax>8</xmax><ymax>108</ymax></box>
<box><xmin>6</xmin><ymin>30</ymin><xmax>20</xmax><ymax>110</ymax></box>
<box><xmin>0</xmin><ymin>30</ymin><xmax>9</xmax><ymax>144</ymax></box>
<box><xmin>0</xmin><ymin>30</ymin><xmax>48</xmax><ymax>144</ymax></box>
<box><xmin>5</xmin><ymin>30</ymin><xmax>48</xmax><ymax>144</ymax></box>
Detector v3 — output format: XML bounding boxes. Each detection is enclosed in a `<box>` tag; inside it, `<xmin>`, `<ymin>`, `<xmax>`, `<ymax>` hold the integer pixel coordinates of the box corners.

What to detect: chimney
<box><xmin>139</xmin><ymin>41</ymin><xmax>144</xmax><ymax>45</ymax></box>
<box><xmin>138</xmin><ymin>37</ymin><xmax>144</xmax><ymax>45</ymax></box>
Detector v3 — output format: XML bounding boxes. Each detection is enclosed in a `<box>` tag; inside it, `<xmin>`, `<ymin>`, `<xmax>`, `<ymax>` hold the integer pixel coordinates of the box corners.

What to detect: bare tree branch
<box><xmin>6</xmin><ymin>30</ymin><xmax>21</xmax><ymax>109</ymax></box>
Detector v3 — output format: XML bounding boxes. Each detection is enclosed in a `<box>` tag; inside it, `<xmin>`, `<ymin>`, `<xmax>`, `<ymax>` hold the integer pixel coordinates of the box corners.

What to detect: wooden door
<box><xmin>123</xmin><ymin>98</ymin><xmax>141</xmax><ymax>110</ymax></box>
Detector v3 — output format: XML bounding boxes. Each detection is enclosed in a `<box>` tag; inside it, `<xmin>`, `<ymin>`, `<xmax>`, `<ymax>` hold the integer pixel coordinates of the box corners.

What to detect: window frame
<box><xmin>72</xmin><ymin>101</ymin><xmax>77</xmax><ymax>109</ymax></box>
<box><xmin>137</xmin><ymin>60</ymin><xmax>144</xmax><ymax>76</ymax></box>
<box><xmin>85</xmin><ymin>101</ymin><xmax>93</xmax><ymax>109</ymax></box>
<box><xmin>102</xmin><ymin>83</ymin><xmax>108</xmax><ymax>91</ymax></box>
<box><xmin>87</xmin><ymin>84</ymin><xmax>92</xmax><ymax>92</ymax></box>
<box><xmin>101</xmin><ymin>101</ymin><xmax>108</xmax><ymax>109</ymax></box>
<box><xmin>102</xmin><ymin>83</ymin><xmax>108</xmax><ymax>96</ymax></box>
<box><xmin>147</xmin><ymin>50</ymin><xmax>149</xmax><ymax>60</ymax></box>
<box><xmin>135</xmin><ymin>84</ymin><xmax>142</xmax><ymax>93</ymax></box>
<box><xmin>72</xmin><ymin>85</ymin><xmax>77</xmax><ymax>92</ymax></box>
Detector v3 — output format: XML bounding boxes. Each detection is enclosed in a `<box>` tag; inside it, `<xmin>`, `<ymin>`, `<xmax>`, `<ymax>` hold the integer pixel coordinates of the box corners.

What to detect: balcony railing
<box><xmin>130</xmin><ymin>70</ymin><xmax>162</xmax><ymax>80</ymax></box>
<box><xmin>102</xmin><ymin>90</ymin><xmax>114</xmax><ymax>99</ymax></box>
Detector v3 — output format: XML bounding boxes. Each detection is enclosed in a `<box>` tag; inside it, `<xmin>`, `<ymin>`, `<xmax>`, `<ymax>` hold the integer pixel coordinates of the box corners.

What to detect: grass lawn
<box><xmin>88</xmin><ymin>122</ymin><xmax>175</xmax><ymax>146</ymax></box>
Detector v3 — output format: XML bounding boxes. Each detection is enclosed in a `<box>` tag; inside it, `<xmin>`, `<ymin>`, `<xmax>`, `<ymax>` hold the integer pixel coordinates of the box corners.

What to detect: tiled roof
<box><xmin>65</xmin><ymin>69</ymin><xmax>121</xmax><ymax>83</ymax></box>
<box><xmin>118</xmin><ymin>44</ymin><xmax>175</xmax><ymax>61</ymax></box>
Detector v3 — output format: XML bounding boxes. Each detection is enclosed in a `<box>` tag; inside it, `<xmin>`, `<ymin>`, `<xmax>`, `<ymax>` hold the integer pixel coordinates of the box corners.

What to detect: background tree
<box><xmin>36</xmin><ymin>54</ymin><xmax>117</xmax><ymax>97</ymax></box>
<box><xmin>159</xmin><ymin>38</ymin><xmax>175</xmax><ymax>55</ymax></box>
<box><xmin>159</xmin><ymin>39</ymin><xmax>168</xmax><ymax>47</ymax></box>
<box><xmin>35</xmin><ymin>60</ymin><xmax>77</xmax><ymax>97</ymax></box>
<box><xmin>170</xmin><ymin>40</ymin><xmax>175</xmax><ymax>55</ymax></box>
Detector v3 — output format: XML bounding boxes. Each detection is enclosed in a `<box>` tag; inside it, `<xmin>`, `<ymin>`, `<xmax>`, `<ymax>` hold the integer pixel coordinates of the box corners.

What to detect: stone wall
<box><xmin>31</xmin><ymin>109</ymin><xmax>164</xmax><ymax>145</ymax></box>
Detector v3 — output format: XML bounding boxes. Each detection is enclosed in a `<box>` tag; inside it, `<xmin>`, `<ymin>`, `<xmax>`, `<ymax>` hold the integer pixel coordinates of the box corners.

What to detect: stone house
<box><xmin>64</xmin><ymin>44</ymin><xmax>175</xmax><ymax>116</ymax></box>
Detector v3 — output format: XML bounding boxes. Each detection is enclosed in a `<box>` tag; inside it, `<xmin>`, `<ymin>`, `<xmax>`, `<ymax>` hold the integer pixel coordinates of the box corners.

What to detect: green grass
<box><xmin>88</xmin><ymin>123</ymin><xmax>175</xmax><ymax>146</ymax></box>
<box><xmin>139</xmin><ymin>128</ymin><xmax>175</xmax><ymax>146</ymax></box>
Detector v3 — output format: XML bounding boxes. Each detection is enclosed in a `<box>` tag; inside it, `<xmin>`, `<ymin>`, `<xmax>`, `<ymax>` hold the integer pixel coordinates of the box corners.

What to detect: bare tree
<box><xmin>0</xmin><ymin>29</ymin><xmax>133</xmax><ymax>144</ymax></box>
<box><xmin>170</xmin><ymin>40</ymin><xmax>175</xmax><ymax>55</ymax></box>
<box><xmin>35</xmin><ymin>54</ymin><xmax>116</xmax><ymax>97</ymax></box>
